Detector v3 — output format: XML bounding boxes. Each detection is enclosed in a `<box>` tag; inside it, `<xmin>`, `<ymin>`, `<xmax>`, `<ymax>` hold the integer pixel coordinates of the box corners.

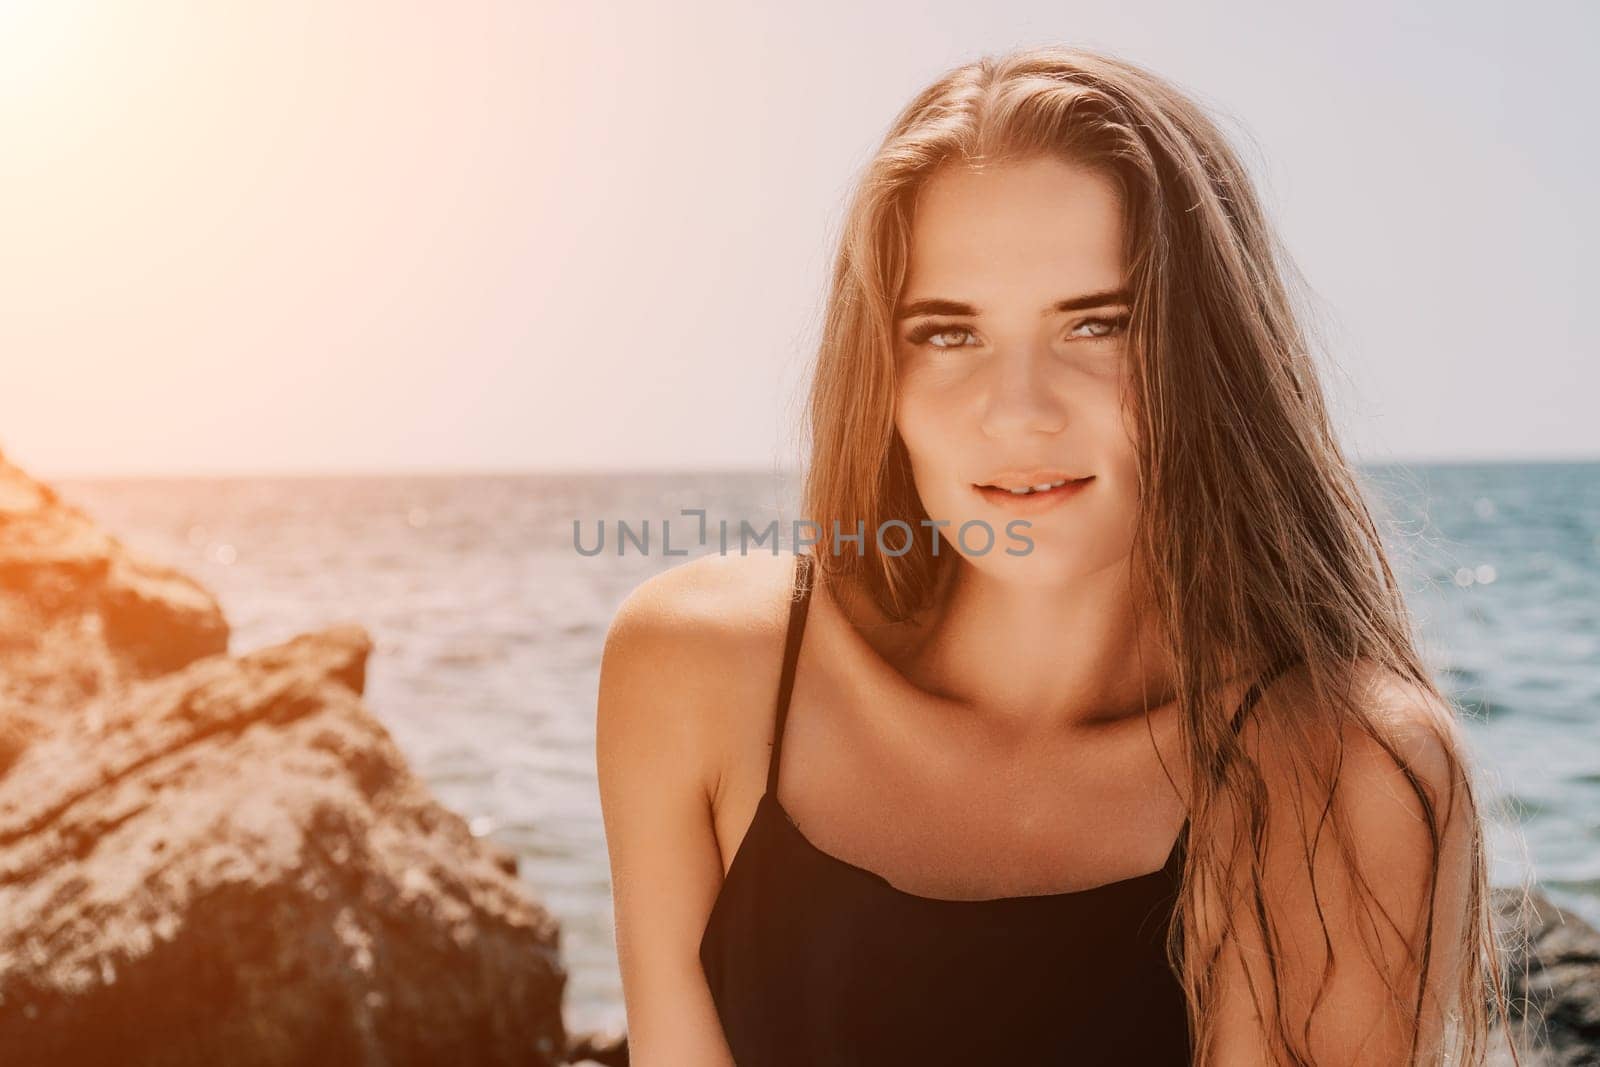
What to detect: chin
<box><xmin>958</xmin><ymin>526</ymin><xmax>1125</xmax><ymax>582</ymax></box>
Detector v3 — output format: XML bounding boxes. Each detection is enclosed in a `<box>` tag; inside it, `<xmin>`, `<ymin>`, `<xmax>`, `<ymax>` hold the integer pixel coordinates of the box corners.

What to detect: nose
<box><xmin>978</xmin><ymin>344</ymin><xmax>1068</xmax><ymax>440</ymax></box>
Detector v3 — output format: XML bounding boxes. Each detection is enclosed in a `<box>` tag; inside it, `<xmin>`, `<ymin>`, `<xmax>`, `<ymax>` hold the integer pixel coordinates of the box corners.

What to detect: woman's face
<box><xmin>893</xmin><ymin>155</ymin><xmax>1141</xmax><ymax>584</ymax></box>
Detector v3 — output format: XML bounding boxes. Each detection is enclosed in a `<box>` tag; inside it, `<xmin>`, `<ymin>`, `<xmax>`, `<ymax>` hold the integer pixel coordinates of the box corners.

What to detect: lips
<box><xmin>973</xmin><ymin>470</ymin><xmax>1091</xmax><ymax>492</ymax></box>
<box><xmin>973</xmin><ymin>477</ymin><xmax>1094</xmax><ymax>511</ymax></box>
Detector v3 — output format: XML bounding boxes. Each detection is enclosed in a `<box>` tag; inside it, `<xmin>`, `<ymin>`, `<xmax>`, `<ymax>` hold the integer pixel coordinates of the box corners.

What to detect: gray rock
<box><xmin>1489</xmin><ymin>886</ymin><xmax>1600</xmax><ymax>1065</ymax></box>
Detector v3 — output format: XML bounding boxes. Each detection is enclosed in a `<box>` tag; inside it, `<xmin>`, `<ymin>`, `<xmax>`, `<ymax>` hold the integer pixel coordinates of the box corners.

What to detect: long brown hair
<box><xmin>797</xmin><ymin>44</ymin><xmax>1521</xmax><ymax>1065</ymax></box>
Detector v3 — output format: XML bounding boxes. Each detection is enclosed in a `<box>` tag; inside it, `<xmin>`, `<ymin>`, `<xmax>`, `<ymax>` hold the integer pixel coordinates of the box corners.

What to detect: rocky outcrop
<box><xmin>0</xmin><ymin>452</ymin><xmax>586</xmax><ymax>1066</ymax></box>
<box><xmin>0</xmin><ymin>623</ymin><xmax>571</xmax><ymax>1065</ymax></box>
<box><xmin>1490</xmin><ymin>887</ymin><xmax>1600</xmax><ymax>1066</ymax></box>
<box><xmin>0</xmin><ymin>449</ymin><xmax>229</xmax><ymax>787</ymax></box>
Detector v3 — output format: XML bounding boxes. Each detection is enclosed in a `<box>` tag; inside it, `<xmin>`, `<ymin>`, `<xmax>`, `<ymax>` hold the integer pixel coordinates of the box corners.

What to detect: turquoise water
<box><xmin>52</xmin><ymin>460</ymin><xmax>1597</xmax><ymax>1035</ymax></box>
<box><xmin>1364</xmin><ymin>462</ymin><xmax>1600</xmax><ymax>914</ymax></box>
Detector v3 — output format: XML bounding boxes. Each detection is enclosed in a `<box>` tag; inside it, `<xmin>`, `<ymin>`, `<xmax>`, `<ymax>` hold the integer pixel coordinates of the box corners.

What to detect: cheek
<box><xmin>893</xmin><ymin>388</ymin><xmax>968</xmax><ymax>515</ymax></box>
<box><xmin>1108</xmin><ymin>392</ymin><xmax>1144</xmax><ymax>497</ymax></box>
<box><xmin>1087</xmin><ymin>397</ymin><xmax>1141</xmax><ymax>503</ymax></box>
<box><xmin>893</xmin><ymin>381</ymin><xmax>953</xmax><ymax>465</ymax></box>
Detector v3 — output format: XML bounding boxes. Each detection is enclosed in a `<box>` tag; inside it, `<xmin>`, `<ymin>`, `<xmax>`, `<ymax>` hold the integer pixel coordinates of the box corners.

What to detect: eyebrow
<box><xmin>893</xmin><ymin>288</ymin><xmax>1132</xmax><ymax>321</ymax></box>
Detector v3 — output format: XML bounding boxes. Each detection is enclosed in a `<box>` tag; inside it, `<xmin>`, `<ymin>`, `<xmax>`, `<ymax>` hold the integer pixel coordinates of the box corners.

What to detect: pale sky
<box><xmin>2</xmin><ymin>0</ymin><xmax>1594</xmax><ymax>478</ymax></box>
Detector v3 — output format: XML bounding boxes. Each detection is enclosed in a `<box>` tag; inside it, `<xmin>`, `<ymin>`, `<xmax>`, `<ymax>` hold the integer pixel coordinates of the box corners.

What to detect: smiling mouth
<box><xmin>974</xmin><ymin>476</ymin><xmax>1093</xmax><ymax>496</ymax></box>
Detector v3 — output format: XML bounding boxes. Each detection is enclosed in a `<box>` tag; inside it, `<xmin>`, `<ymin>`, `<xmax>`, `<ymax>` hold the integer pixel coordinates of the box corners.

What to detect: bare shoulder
<box><xmin>1243</xmin><ymin>658</ymin><xmax>1470</xmax><ymax>819</ymax></box>
<box><xmin>597</xmin><ymin>551</ymin><xmax>802</xmax><ymax>797</ymax></box>
<box><xmin>604</xmin><ymin>550</ymin><xmax>799</xmax><ymax>647</ymax></box>
<box><xmin>601</xmin><ymin>550</ymin><xmax>800</xmax><ymax>686</ymax></box>
<box><xmin>1204</xmin><ymin>665</ymin><xmax>1482</xmax><ymax>1060</ymax></box>
<box><xmin>1220</xmin><ymin>657</ymin><xmax>1477</xmax><ymax>941</ymax></box>
<box><xmin>594</xmin><ymin>550</ymin><xmax>801</xmax><ymax>1065</ymax></box>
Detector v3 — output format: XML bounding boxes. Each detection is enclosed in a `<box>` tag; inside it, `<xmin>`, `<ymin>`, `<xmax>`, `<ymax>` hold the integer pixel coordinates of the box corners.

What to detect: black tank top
<box><xmin>699</xmin><ymin>550</ymin><xmax>1293</xmax><ymax>1066</ymax></box>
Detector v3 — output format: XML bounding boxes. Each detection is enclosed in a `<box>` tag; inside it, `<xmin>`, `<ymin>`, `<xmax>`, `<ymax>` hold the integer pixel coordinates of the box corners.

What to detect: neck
<box><xmin>836</xmin><ymin>553</ymin><xmax>1178</xmax><ymax>735</ymax></box>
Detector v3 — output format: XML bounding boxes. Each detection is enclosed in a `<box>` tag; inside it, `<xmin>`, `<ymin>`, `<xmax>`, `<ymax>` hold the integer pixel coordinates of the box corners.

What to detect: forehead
<box><xmin>903</xmin><ymin>157</ymin><xmax>1126</xmax><ymax>291</ymax></box>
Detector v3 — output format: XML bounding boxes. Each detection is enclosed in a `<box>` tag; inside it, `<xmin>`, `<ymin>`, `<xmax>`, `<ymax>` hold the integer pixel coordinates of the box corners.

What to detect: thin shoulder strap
<box><xmin>1224</xmin><ymin>654</ymin><xmax>1301</xmax><ymax>740</ymax></box>
<box><xmin>766</xmin><ymin>550</ymin><xmax>816</xmax><ymax>795</ymax></box>
<box><xmin>1201</xmin><ymin>653</ymin><xmax>1303</xmax><ymax>790</ymax></box>
<box><xmin>1163</xmin><ymin>653</ymin><xmax>1302</xmax><ymax>873</ymax></box>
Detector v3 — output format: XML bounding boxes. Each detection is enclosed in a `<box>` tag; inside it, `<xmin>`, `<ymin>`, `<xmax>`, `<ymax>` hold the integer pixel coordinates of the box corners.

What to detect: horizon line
<box><xmin>19</xmin><ymin>452</ymin><xmax>1600</xmax><ymax>482</ymax></box>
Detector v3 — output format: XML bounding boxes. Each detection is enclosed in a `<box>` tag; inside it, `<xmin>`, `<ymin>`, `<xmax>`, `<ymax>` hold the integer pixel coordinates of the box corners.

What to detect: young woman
<box><xmin>597</xmin><ymin>45</ymin><xmax>1511</xmax><ymax>1066</ymax></box>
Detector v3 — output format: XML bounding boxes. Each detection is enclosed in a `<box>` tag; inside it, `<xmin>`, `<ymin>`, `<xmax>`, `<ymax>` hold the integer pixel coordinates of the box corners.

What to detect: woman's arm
<box><xmin>1202</xmin><ymin>667</ymin><xmax>1477</xmax><ymax>1065</ymax></box>
<box><xmin>595</xmin><ymin>571</ymin><xmax>741</xmax><ymax>1067</ymax></box>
